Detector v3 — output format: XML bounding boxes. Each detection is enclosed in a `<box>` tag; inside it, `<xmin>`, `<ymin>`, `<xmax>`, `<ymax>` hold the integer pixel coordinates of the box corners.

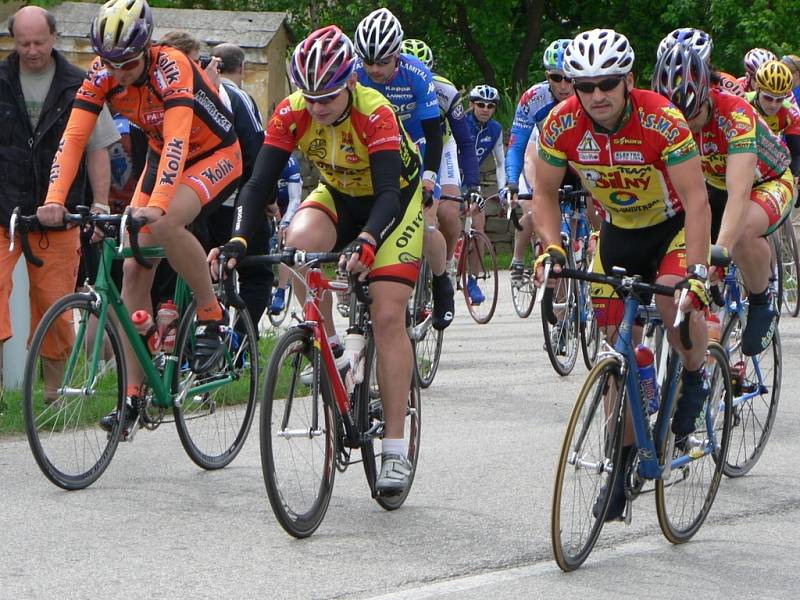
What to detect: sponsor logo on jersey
<box><xmin>642</xmin><ymin>112</ymin><xmax>681</xmax><ymax>143</ymax></box>
<box><xmin>156</xmin><ymin>53</ymin><xmax>181</xmax><ymax>87</ymax></box>
<box><xmin>159</xmin><ymin>137</ymin><xmax>184</xmax><ymax>185</ymax></box>
<box><xmin>608</xmin><ymin>191</ymin><xmax>639</xmax><ymax>206</ymax></box>
<box><xmin>615</xmin><ymin>136</ymin><xmax>643</xmax><ymax>146</ymax></box>
<box><xmin>201</xmin><ymin>157</ymin><xmax>236</xmax><ymax>185</ymax></box>
<box><xmin>195</xmin><ymin>90</ymin><xmax>232</xmax><ymax>132</ymax></box>
<box><xmin>577</xmin><ymin>130</ymin><xmax>601</xmax><ymax>162</ymax></box>
<box><xmin>661</xmin><ymin>106</ymin><xmax>686</xmax><ymax>123</ymax></box>
<box><xmin>396</xmin><ymin>209</ymin><xmax>424</xmax><ymax>248</ymax></box>
<box><xmin>49</xmin><ymin>140</ymin><xmax>65</xmax><ymax>184</ymax></box>
<box><xmin>542</xmin><ymin>113</ymin><xmax>575</xmax><ymax>147</ymax></box>
<box><xmin>580</xmin><ymin>166</ymin><xmax>652</xmax><ymax>191</ymax></box>
<box><xmin>142</xmin><ymin>110</ymin><xmax>164</xmax><ymax>126</ymax></box>
<box><xmin>307</xmin><ymin>139</ymin><xmax>327</xmax><ymax>159</ymax></box>
<box><xmin>613</xmin><ymin>151</ymin><xmax>644</xmax><ymax>163</ymax></box>
<box><xmin>398</xmin><ymin>251</ymin><xmax>418</xmax><ymax>264</ymax></box>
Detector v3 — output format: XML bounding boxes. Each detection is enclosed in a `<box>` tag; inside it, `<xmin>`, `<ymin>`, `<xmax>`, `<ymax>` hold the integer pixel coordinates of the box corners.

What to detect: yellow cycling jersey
<box><xmin>264</xmin><ymin>83</ymin><xmax>419</xmax><ymax>196</ymax></box>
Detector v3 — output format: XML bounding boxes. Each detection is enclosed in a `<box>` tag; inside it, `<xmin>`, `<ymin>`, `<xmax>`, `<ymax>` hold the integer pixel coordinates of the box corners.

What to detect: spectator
<box><xmin>0</xmin><ymin>5</ymin><xmax>119</xmax><ymax>394</ymax></box>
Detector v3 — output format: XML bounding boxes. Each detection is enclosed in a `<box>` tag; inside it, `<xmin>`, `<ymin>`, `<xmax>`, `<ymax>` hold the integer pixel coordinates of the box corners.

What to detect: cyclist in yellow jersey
<box><xmin>534</xmin><ymin>30</ymin><xmax>710</xmax><ymax>521</ymax></box>
<box><xmin>211</xmin><ymin>26</ymin><xmax>422</xmax><ymax>493</ymax></box>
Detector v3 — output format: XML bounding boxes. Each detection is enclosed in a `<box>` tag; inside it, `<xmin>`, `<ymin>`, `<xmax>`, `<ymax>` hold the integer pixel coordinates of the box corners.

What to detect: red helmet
<box><xmin>290</xmin><ymin>26</ymin><xmax>355</xmax><ymax>94</ymax></box>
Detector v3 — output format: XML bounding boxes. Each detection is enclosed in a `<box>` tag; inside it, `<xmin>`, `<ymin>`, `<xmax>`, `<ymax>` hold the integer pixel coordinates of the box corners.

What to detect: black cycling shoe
<box><xmin>672</xmin><ymin>368</ymin><xmax>708</xmax><ymax>437</ymax></box>
<box><xmin>98</xmin><ymin>399</ymin><xmax>139</xmax><ymax>435</ymax></box>
<box><xmin>742</xmin><ymin>295</ymin><xmax>777</xmax><ymax>356</ymax></box>
<box><xmin>592</xmin><ymin>445</ymin><xmax>632</xmax><ymax>522</ymax></box>
<box><xmin>431</xmin><ymin>272</ymin><xmax>455</xmax><ymax>331</ymax></box>
<box><xmin>191</xmin><ymin>311</ymin><xmax>229</xmax><ymax>374</ymax></box>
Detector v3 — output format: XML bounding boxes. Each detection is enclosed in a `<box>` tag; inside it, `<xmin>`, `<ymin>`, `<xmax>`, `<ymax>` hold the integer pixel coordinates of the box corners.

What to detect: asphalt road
<box><xmin>1</xmin><ymin>271</ymin><xmax>799</xmax><ymax>599</ymax></box>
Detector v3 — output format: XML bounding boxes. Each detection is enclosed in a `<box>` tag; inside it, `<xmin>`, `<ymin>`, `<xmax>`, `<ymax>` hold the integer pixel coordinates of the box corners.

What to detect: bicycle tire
<box><xmin>778</xmin><ymin>219</ymin><xmax>800</xmax><ymax>317</ymax></box>
<box><xmin>552</xmin><ymin>356</ymin><xmax>625</xmax><ymax>572</ymax></box>
<box><xmin>260</xmin><ymin>328</ymin><xmax>336</xmax><ymax>538</ymax></box>
<box><xmin>459</xmin><ymin>231</ymin><xmax>499</xmax><ymax>324</ymax></box>
<box><xmin>411</xmin><ymin>260</ymin><xmax>443</xmax><ymax>388</ymax></box>
<box><xmin>542</xmin><ymin>263</ymin><xmax>580</xmax><ymax>376</ymax></box>
<box><xmin>655</xmin><ymin>343</ymin><xmax>732</xmax><ymax>543</ymax></box>
<box><xmin>268</xmin><ymin>284</ymin><xmax>294</xmax><ymax>328</ymax></box>
<box><xmin>173</xmin><ymin>299</ymin><xmax>258</xmax><ymax>470</ymax></box>
<box><xmin>719</xmin><ymin>312</ymin><xmax>781</xmax><ymax>477</ymax></box>
<box><xmin>23</xmin><ymin>293</ymin><xmax>126</xmax><ymax>490</ymax></box>
<box><xmin>510</xmin><ymin>239</ymin><xmax>538</xmax><ymax>319</ymax></box>
<box><xmin>358</xmin><ymin>335</ymin><xmax>421</xmax><ymax>510</ymax></box>
<box><xmin>579</xmin><ymin>281</ymin><xmax>600</xmax><ymax>370</ymax></box>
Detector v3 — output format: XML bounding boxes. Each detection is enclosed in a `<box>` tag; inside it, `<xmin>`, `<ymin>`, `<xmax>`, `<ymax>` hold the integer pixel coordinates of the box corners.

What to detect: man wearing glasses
<box><xmin>353</xmin><ymin>8</ymin><xmax>453</xmax><ymax>330</ymax></box>
<box><xmin>506</xmin><ymin>39</ymin><xmax>575</xmax><ymax>278</ymax></box>
<box><xmin>534</xmin><ymin>30</ymin><xmax>711</xmax><ymax>522</ymax></box>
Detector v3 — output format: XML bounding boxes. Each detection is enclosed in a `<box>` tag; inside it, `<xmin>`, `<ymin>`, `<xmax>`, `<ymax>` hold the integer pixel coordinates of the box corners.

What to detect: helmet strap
<box><xmin>331</xmin><ymin>88</ymin><xmax>354</xmax><ymax>127</ymax></box>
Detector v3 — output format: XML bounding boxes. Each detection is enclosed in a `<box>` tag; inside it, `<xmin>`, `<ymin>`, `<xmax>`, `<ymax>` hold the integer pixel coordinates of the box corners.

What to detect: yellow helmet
<box><xmin>755</xmin><ymin>60</ymin><xmax>793</xmax><ymax>95</ymax></box>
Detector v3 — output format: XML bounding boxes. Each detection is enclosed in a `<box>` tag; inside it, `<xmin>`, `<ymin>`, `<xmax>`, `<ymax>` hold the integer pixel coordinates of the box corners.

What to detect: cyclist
<box><xmin>354</xmin><ymin>9</ymin><xmax>452</xmax><ymax>330</ymax></box>
<box><xmin>38</xmin><ymin>0</ymin><xmax>242</xmax><ymax>433</ymax></box>
<box><xmin>653</xmin><ymin>44</ymin><xmax>793</xmax><ymax>357</ymax></box>
<box><xmin>400</xmin><ymin>38</ymin><xmax>485</xmax><ymax>304</ymax></box>
<box><xmin>506</xmin><ymin>39</ymin><xmax>575</xmax><ymax>278</ymax></box>
<box><xmin>268</xmin><ymin>155</ymin><xmax>304</xmax><ymax>315</ymax></box>
<box><xmin>213</xmin><ymin>26</ymin><xmax>423</xmax><ymax>493</ymax></box>
<box><xmin>781</xmin><ymin>54</ymin><xmax>800</xmax><ymax>105</ymax></box>
<box><xmin>466</xmin><ymin>85</ymin><xmax>506</xmax><ymax>193</ymax></box>
<box><xmin>739</xmin><ymin>47</ymin><xmax>778</xmax><ymax>94</ymax></box>
<box><xmin>656</xmin><ymin>27</ymin><xmax>745</xmax><ymax>98</ymax></box>
<box><xmin>534</xmin><ymin>29</ymin><xmax>711</xmax><ymax>521</ymax></box>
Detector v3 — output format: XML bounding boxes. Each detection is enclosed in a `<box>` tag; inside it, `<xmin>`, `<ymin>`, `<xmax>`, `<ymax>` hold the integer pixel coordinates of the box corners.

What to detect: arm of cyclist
<box><xmin>522</xmin><ymin>129</ymin><xmax>538</xmax><ymax>201</ymax></box>
<box><xmin>531</xmin><ymin>155</ymin><xmax>568</xmax><ymax>282</ymax></box>
<box><xmin>420</xmin><ymin>116</ymin><xmax>442</xmax><ymax>191</ymax></box>
<box><xmin>785</xmin><ymin>134</ymin><xmax>800</xmax><ymax>178</ymax></box>
<box><xmin>448</xmin><ymin>105</ymin><xmax>480</xmax><ymax>189</ymax></box>
<box><xmin>280</xmin><ymin>181</ymin><xmax>303</xmax><ymax>229</ymax></box>
<box><xmin>492</xmin><ymin>134</ymin><xmax>507</xmax><ymax>190</ymax></box>
<box><xmin>716</xmin><ymin>152</ymin><xmax>758</xmax><ymax>258</ymax></box>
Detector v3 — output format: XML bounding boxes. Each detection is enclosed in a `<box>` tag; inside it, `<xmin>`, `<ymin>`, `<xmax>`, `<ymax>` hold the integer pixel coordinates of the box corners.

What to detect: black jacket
<box><xmin>0</xmin><ymin>49</ymin><xmax>89</xmax><ymax>227</ymax></box>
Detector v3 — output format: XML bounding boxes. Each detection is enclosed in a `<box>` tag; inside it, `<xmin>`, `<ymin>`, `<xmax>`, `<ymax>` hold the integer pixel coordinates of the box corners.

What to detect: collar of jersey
<box><xmin>588</xmin><ymin>99</ymin><xmax>633</xmax><ymax>135</ymax></box>
<box><xmin>330</xmin><ymin>89</ymin><xmax>354</xmax><ymax>127</ymax></box>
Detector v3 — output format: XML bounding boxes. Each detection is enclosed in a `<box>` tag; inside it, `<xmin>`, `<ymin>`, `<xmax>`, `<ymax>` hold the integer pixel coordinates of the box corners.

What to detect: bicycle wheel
<box><xmin>268</xmin><ymin>283</ymin><xmax>293</xmax><ymax>328</ymax></box>
<box><xmin>552</xmin><ymin>356</ymin><xmax>625</xmax><ymax>572</ymax></box>
<box><xmin>261</xmin><ymin>328</ymin><xmax>336</xmax><ymax>538</ymax></box>
<box><xmin>655</xmin><ymin>343</ymin><xmax>732</xmax><ymax>543</ymax></box>
<box><xmin>510</xmin><ymin>240</ymin><xmax>538</xmax><ymax>319</ymax></box>
<box><xmin>719</xmin><ymin>312</ymin><xmax>781</xmax><ymax>477</ymax></box>
<box><xmin>579</xmin><ymin>281</ymin><xmax>600</xmax><ymax>370</ymax></box>
<box><xmin>410</xmin><ymin>260</ymin><xmax>443</xmax><ymax>388</ymax></box>
<box><xmin>23</xmin><ymin>293</ymin><xmax>126</xmax><ymax>490</ymax></box>
<box><xmin>459</xmin><ymin>231</ymin><xmax>499</xmax><ymax>324</ymax></box>
<box><xmin>778</xmin><ymin>220</ymin><xmax>800</xmax><ymax>317</ymax></box>
<box><xmin>173</xmin><ymin>299</ymin><xmax>258</xmax><ymax>469</ymax></box>
<box><xmin>542</xmin><ymin>271</ymin><xmax>580</xmax><ymax>376</ymax></box>
<box><xmin>359</xmin><ymin>335</ymin><xmax>421</xmax><ymax>510</ymax></box>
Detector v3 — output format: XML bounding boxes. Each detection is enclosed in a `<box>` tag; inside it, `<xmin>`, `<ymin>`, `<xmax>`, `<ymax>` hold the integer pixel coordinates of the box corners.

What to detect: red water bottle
<box><xmin>156</xmin><ymin>299</ymin><xmax>179</xmax><ymax>354</ymax></box>
<box><xmin>453</xmin><ymin>237</ymin><xmax>464</xmax><ymax>264</ymax></box>
<box><xmin>132</xmin><ymin>310</ymin><xmax>161</xmax><ymax>354</ymax></box>
<box><xmin>635</xmin><ymin>344</ymin><xmax>660</xmax><ymax>415</ymax></box>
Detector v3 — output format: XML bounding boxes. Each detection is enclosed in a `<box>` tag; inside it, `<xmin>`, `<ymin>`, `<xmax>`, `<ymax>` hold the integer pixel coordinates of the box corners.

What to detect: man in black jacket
<box><xmin>0</xmin><ymin>5</ymin><xmax>119</xmax><ymax>394</ymax></box>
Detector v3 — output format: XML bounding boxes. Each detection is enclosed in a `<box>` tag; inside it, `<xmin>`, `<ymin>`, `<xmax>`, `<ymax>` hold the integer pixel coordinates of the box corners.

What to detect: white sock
<box><xmin>382</xmin><ymin>438</ymin><xmax>407</xmax><ymax>457</ymax></box>
<box><xmin>327</xmin><ymin>334</ymin><xmax>341</xmax><ymax>347</ymax></box>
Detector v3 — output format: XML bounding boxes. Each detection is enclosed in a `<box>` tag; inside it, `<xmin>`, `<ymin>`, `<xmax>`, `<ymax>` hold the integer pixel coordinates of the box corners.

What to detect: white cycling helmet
<box><xmin>657</xmin><ymin>27</ymin><xmax>713</xmax><ymax>64</ymax></box>
<box><xmin>354</xmin><ymin>8</ymin><xmax>404</xmax><ymax>62</ymax></box>
<box><xmin>469</xmin><ymin>84</ymin><xmax>499</xmax><ymax>103</ymax></box>
<box><xmin>744</xmin><ymin>47</ymin><xmax>778</xmax><ymax>76</ymax></box>
<box><xmin>564</xmin><ymin>29</ymin><xmax>635</xmax><ymax>78</ymax></box>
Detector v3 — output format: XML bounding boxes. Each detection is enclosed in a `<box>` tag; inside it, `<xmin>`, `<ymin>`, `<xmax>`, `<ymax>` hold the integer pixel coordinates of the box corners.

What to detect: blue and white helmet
<box><xmin>469</xmin><ymin>85</ymin><xmax>499</xmax><ymax>103</ymax></box>
<box><xmin>657</xmin><ymin>28</ymin><xmax>713</xmax><ymax>64</ymax></box>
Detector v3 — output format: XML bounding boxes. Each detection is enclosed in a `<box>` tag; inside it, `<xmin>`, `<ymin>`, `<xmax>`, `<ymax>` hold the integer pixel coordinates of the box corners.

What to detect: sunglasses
<box><xmin>474</xmin><ymin>102</ymin><xmax>496</xmax><ymax>109</ymax></box>
<box><xmin>761</xmin><ymin>92</ymin><xmax>788</xmax><ymax>103</ymax></box>
<box><xmin>303</xmin><ymin>86</ymin><xmax>346</xmax><ymax>105</ymax></box>
<box><xmin>101</xmin><ymin>53</ymin><xmax>143</xmax><ymax>71</ymax></box>
<box><xmin>363</xmin><ymin>56</ymin><xmax>394</xmax><ymax>67</ymax></box>
<box><xmin>573</xmin><ymin>77</ymin><xmax>624</xmax><ymax>94</ymax></box>
<box><xmin>547</xmin><ymin>73</ymin><xmax>569</xmax><ymax>83</ymax></box>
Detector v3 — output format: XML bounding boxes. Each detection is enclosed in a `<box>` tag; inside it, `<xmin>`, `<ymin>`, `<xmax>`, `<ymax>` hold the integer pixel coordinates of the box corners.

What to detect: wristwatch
<box><xmin>687</xmin><ymin>263</ymin><xmax>708</xmax><ymax>280</ymax></box>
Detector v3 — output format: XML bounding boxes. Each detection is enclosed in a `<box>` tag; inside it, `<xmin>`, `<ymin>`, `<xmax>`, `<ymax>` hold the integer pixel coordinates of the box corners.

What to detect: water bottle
<box><xmin>635</xmin><ymin>344</ymin><xmax>660</xmax><ymax>415</ymax></box>
<box><xmin>156</xmin><ymin>299</ymin><xmax>179</xmax><ymax>354</ymax></box>
<box><xmin>453</xmin><ymin>237</ymin><xmax>464</xmax><ymax>265</ymax></box>
<box><xmin>132</xmin><ymin>310</ymin><xmax>161</xmax><ymax>355</ymax></box>
<box><xmin>342</xmin><ymin>328</ymin><xmax>366</xmax><ymax>394</ymax></box>
<box><xmin>706</xmin><ymin>312</ymin><xmax>721</xmax><ymax>367</ymax></box>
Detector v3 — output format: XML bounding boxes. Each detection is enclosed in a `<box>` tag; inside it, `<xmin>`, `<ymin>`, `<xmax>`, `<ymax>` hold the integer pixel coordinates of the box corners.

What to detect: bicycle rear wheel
<box><xmin>510</xmin><ymin>240</ymin><xmax>538</xmax><ymax>318</ymax></box>
<box><xmin>173</xmin><ymin>299</ymin><xmax>258</xmax><ymax>469</ymax></box>
<box><xmin>459</xmin><ymin>231</ymin><xmax>499</xmax><ymax>324</ymax></box>
<box><xmin>777</xmin><ymin>219</ymin><xmax>800</xmax><ymax>317</ymax></box>
<box><xmin>655</xmin><ymin>343</ymin><xmax>732</xmax><ymax>543</ymax></box>
<box><xmin>261</xmin><ymin>328</ymin><xmax>336</xmax><ymax>537</ymax></box>
<box><xmin>359</xmin><ymin>336</ymin><xmax>421</xmax><ymax>510</ymax></box>
<box><xmin>552</xmin><ymin>356</ymin><xmax>625</xmax><ymax>571</ymax></box>
<box><xmin>23</xmin><ymin>293</ymin><xmax>126</xmax><ymax>490</ymax></box>
<box><xmin>542</xmin><ymin>273</ymin><xmax>580</xmax><ymax>376</ymax></box>
<box><xmin>719</xmin><ymin>313</ymin><xmax>781</xmax><ymax>477</ymax></box>
<box><xmin>410</xmin><ymin>260</ymin><xmax>443</xmax><ymax>388</ymax></box>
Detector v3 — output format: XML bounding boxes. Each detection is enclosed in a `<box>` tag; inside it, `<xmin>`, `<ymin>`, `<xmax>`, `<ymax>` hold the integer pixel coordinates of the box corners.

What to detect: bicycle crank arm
<box><xmin>277</xmin><ymin>428</ymin><xmax>325</xmax><ymax>439</ymax></box>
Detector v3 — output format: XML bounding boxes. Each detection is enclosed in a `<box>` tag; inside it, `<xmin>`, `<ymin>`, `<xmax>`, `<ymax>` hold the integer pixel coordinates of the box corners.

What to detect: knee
<box><xmin>370</xmin><ymin>303</ymin><xmax>405</xmax><ymax>339</ymax></box>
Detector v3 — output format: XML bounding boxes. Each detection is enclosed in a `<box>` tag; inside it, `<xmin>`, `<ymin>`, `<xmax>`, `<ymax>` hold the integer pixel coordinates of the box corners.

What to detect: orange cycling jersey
<box><xmin>695</xmin><ymin>88</ymin><xmax>790</xmax><ymax>190</ymax></box>
<box><xmin>46</xmin><ymin>45</ymin><xmax>237</xmax><ymax>210</ymax></box>
<box><xmin>717</xmin><ymin>72</ymin><xmax>746</xmax><ymax>98</ymax></box>
<box><xmin>264</xmin><ymin>83</ymin><xmax>419</xmax><ymax>196</ymax></box>
<box><xmin>538</xmin><ymin>88</ymin><xmax>698</xmax><ymax>229</ymax></box>
<box><xmin>745</xmin><ymin>90</ymin><xmax>800</xmax><ymax>136</ymax></box>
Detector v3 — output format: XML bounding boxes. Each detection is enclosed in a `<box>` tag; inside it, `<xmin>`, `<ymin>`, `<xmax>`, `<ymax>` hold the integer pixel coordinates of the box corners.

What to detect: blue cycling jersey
<box><xmin>466</xmin><ymin>112</ymin><xmax>503</xmax><ymax>167</ymax></box>
<box><xmin>505</xmin><ymin>80</ymin><xmax>558</xmax><ymax>185</ymax></box>
<box><xmin>276</xmin><ymin>154</ymin><xmax>301</xmax><ymax>213</ymax></box>
<box><xmin>355</xmin><ymin>54</ymin><xmax>439</xmax><ymax>151</ymax></box>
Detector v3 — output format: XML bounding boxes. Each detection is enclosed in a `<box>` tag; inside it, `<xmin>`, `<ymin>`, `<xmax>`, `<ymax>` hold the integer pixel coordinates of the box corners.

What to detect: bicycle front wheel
<box><xmin>173</xmin><ymin>300</ymin><xmax>258</xmax><ymax>469</ymax></box>
<box><xmin>542</xmin><ymin>273</ymin><xmax>580</xmax><ymax>376</ymax></box>
<box><xmin>410</xmin><ymin>260</ymin><xmax>443</xmax><ymax>388</ymax></box>
<box><xmin>261</xmin><ymin>328</ymin><xmax>336</xmax><ymax>538</ymax></box>
<box><xmin>579</xmin><ymin>281</ymin><xmax>600</xmax><ymax>370</ymax></box>
<box><xmin>23</xmin><ymin>293</ymin><xmax>126</xmax><ymax>490</ymax></box>
<box><xmin>460</xmin><ymin>231</ymin><xmax>499</xmax><ymax>324</ymax></box>
<box><xmin>719</xmin><ymin>312</ymin><xmax>781</xmax><ymax>477</ymax></box>
<box><xmin>359</xmin><ymin>335</ymin><xmax>421</xmax><ymax>510</ymax></box>
<box><xmin>778</xmin><ymin>219</ymin><xmax>800</xmax><ymax>317</ymax></box>
<box><xmin>552</xmin><ymin>356</ymin><xmax>625</xmax><ymax>572</ymax></box>
<box><xmin>655</xmin><ymin>343</ymin><xmax>732</xmax><ymax>543</ymax></box>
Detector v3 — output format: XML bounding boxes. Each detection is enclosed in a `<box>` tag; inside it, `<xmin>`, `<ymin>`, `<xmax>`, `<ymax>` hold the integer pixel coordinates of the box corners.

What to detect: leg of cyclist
<box><xmin>466</xmin><ymin>202</ymin><xmax>487</xmax><ymax>304</ymax></box>
<box><xmin>423</xmin><ymin>202</ymin><xmax>454</xmax><ymax>330</ymax></box>
<box><xmin>512</xmin><ymin>197</ymin><xmax>535</xmax><ymax>276</ymax></box>
<box><xmin>437</xmin><ymin>187</ymin><xmax>461</xmax><ymax>287</ymax></box>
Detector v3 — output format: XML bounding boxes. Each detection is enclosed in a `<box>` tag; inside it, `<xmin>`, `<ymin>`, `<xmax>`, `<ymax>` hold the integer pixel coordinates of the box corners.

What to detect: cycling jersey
<box><xmin>432</xmin><ymin>74</ymin><xmax>479</xmax><ymax>187</ymax></box>
<box><xmin>539</xmin><ymin>88</ymin><xmax>699</xmax><ymax>229</ymax></box>
<box><xmin>276</xmin><ymin>154</ymin><xmax>302</xmax><ymax>210</ymax></box>
<box><xmin>466</xmin><ymin>112</ymin><xmax>506</xmax><ymax>189</ymax></box>
<box><xmin>745</xmin><ymin>90</ymin><xmax>800</xmax><ymax>136</ymax></box>
<box><xmin>355</xmin><ymin>54</ymin><xmax>439</xmax><ymax>148</ymax></box>
<box><xmin>264</xmin><ymin>84</ymin><xmax>419</xmax><ymax>196</ymax></box>
<box><xmin>717</xmin><ymin>71</ymin><xmax>746</xmax><ymax>97</ymax></box>
<box><xmin>506</xmin><ymin>81</ymin><xmax>559</xmax><ymax>186</ymax></box>
<box><xmin>46</xmin><ymin>45</ymin><xmax>238</xmax><ymax>210</ymax></box>
<box><xmin>695</xmin><ymin>88</ymin><xmax>790</xmax><ymax>190</ymax></box>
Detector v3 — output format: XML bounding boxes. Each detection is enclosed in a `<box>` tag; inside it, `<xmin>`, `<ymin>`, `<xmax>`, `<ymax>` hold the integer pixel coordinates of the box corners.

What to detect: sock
<box><xmin>328</xmin><ymin>334</ymin><xmax>341</xmax><ymax>348</ymax></box>
<box><xmin>382</xmin><ymin>438</ymin><xmax>408</xmax><ymax>457</ymax></box>
<box><xmin>682</xmin><ymin>366</ymin><xmax>704</xmax><ymax>383</ymax></box>
<box><xmin>748</xmin><ymin>287</ymin><xmax>769</xmax><ymax>305</ymax></box>
<box><xmin>197</xmin><ymin>301</ymin><xmax>223</xmax><ymax>322</ymax></box>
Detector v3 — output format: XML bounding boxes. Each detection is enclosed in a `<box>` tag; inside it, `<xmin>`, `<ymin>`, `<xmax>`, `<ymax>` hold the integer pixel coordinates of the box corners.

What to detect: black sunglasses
<box><xmin>573</xmin><ymin>77</ymin><xmax>624</xmax><ymax>94</ymax></box>
<box><xmin>474</xmin><ymin>101</ymin><xmax>496</xmax><ymax>109</ymax></box>
<box><xmin>363</xmin><ymin>56</ymin><xmax>394</xmax><ymax>66</ymax></box>
<box><xmin>547</xmin><ymin>73</ymin><xmax>568</xmax><ymax>83</ymax></box>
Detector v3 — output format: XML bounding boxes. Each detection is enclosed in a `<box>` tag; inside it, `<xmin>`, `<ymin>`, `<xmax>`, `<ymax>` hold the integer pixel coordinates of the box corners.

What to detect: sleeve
<box><xmin>364</xmin><ymin>150</ymin><xmax>402</xmax><ymax>245</ymax></box>
<box><xmin>783</xmin><ymin>103</ymin><xmax>800</xmax><ymax>136</ymax></box>
<box><xmin>262</xmin><ymin>97</ymin><xmax>300</xmax><ymax>153</ymax></box>
<box><xmin>420</xmin><ymin>117</ymin><xmax>442</xmax><ymax>175</ymax></box>
<box><xmin>505</xmin><ymin>94</ymin><xmax>535</xmax><ymax>183</ymax></box>
<box><xmin>537</xmin><ymin>110</ymin><xmax>568</xmax><ymax>168</ymax></box>
<box><xmin>281</xmin><ymin>181</ymin><xmax>303</xmax><ymax>226</ymax></box>
<box><xmin>44</xmin><ymin>104</ymin><xmax>100</xmax><ymax>206</ymax></box>
<box><xmin>492</xmin><ymin>133</ymin><xmax>507</xmax><ymax>189</ymax></box>
<box><xmin>654</xmin><ymin>105</ymin><xmax>699</xmax><ymax>165</ymax></box>
<box><xmin>785</xmin><ymin>134</ymin><xmax>800</xmax><ymax>176</ymax></box>
<box><xmin>448</xmin><ymin>100</ymin><xmax>480</xmax><ymax>187</ymax></box>
<box><xmin>725</xmin><ymin>107</ymin><xmax>758</xmax><ymax>154</ymax></box>
<box><xmin>86</xmin><ymin>104</ymin><xmax>121</xmax><ymax>151</ymax></box>
<box><xmin>232</xmin><ymin>145</ymin><xmax>291</xmax><ymax>242</ymax></box>
<box><xmin>225</xmin><ymin>82</ymin><xmax>265</xmax><ymax>181</ymax></box>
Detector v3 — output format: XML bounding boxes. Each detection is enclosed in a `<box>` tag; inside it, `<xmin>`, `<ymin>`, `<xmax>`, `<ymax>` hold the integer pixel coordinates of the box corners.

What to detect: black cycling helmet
<box><xmin>651</xmin><ymin>44</ymin><xmax>710</xmax><ymax>120</ymax></box>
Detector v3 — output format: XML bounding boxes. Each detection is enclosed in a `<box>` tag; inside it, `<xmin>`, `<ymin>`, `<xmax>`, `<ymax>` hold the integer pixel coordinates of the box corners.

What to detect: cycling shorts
<box><xmin>591</xmin><ymin>216</ymin><xmax>686</xmax><ymax>328</ymax></box>
<box><xmin>298</xmin><ymin>182</ymin><xmax>423</xmax><ymax>286</ymax></box>
<box><xmin>132</xmin><ymin>142</ymin><xmax>242</xmax><ymax>213</ymax></box>
<box><xmin>0</xmin><ymin>227</ymin><xmax>80</xmax><ymax>359</ymax></box>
